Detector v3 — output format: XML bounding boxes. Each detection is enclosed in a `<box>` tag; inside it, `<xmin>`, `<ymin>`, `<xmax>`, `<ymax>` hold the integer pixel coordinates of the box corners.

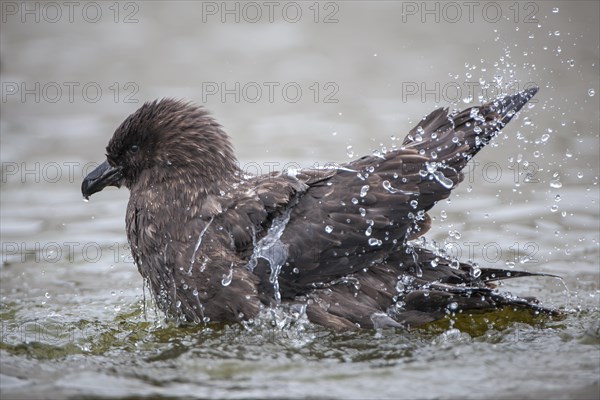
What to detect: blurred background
<box><xmin>1</xmin><ymin>1</ymin><xmax>598</xmax><ymax>399</ymax></box>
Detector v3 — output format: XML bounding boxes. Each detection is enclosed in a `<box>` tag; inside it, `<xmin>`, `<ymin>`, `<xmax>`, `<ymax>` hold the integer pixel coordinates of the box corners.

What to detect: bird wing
<box><xmin>276</xmin><ymin>150</ymin><xmax>447</xmax><ymax>296</ymax></box>
<box><xmin>276</xmin><ymin>88</ymin><xmax>538</xmax><ymax>297</ymax></box>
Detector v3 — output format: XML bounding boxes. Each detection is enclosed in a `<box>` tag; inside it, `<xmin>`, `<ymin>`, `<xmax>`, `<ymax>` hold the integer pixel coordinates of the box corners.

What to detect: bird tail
<box><xmin>403</xmin><ymin>87</ymin><xmax>539</xmax><ymax>172</ymax></box>
<box><xmin>390</xmin><ymin>246</ymin><xmax>562</xmax><ymax>326</ymax></box>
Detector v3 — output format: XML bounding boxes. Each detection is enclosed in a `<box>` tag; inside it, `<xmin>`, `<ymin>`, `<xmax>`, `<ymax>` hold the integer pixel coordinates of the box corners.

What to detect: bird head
<box><xmin>82</xmin><ymin>99</ymin><xmax>238</xmax><ymax>199</ymax></box>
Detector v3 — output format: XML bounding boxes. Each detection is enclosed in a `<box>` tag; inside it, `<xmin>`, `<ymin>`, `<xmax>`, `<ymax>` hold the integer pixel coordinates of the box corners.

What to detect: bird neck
<box><xmin>129</xmin><ymin>164</ymin><xmax>241</xmax><ymax>221</ymax></box>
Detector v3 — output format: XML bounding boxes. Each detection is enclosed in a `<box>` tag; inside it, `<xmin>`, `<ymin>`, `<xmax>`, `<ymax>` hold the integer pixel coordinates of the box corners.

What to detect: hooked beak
<box><xmin>81</xmin><ymin>159</ymin><xmax>123</xmax><ymax>200</ymax></box>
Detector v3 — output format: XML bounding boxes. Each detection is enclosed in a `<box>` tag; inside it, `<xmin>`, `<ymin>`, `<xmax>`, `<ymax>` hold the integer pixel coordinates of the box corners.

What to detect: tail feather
<box><xmin>397</xmin><ymin>247</ymin><xmax>561</xmax><ymax>320</ymax></box>
<box><xmin>477</xmin><ymin>267</ymin><xmax>558</xmax><ymax>283</ymax></box>
<box><xmin>403</xmin><ymin>87</ymin><xmax>539</xmax><ymax>174</ymax></box>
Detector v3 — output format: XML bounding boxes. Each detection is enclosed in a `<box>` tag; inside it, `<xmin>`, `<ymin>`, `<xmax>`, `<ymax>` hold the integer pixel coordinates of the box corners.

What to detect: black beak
<box><xmin>81</xmin><ymin>160</ymin><xmax>123</xmax><ymax>200</ymax></box>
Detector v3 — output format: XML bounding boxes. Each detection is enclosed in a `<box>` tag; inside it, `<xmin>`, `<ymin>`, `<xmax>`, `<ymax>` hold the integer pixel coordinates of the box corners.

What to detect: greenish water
<box><xmin>1</xmin><ymin>1</ymin><xmax>599</xmax><ymax>399</ymax></box>
<box><xmin>1</xmin><ymin>298</ymin><xmax>598</xmax><ymax>399</ymax></box>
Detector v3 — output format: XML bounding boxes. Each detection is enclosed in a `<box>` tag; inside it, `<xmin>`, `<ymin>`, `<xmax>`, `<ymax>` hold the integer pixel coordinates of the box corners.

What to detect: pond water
<box><xmin>1</xmin><ymin>2</ymin><xmax>599</xmax><ymax>399</ymax></box>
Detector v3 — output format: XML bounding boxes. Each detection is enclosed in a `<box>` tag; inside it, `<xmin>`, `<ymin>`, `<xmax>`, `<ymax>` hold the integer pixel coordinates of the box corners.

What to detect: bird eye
<box><xmin>130</xmin><ymin>145</ymin><xmax>139</xmax><ymax>153</ymax></box>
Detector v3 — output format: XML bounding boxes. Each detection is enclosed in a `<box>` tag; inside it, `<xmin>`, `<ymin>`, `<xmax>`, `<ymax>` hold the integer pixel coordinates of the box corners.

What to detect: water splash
<box><xmin>188</xmin><ymin>217</ymin><xmax>214</xmax><ymax>275</ymax></box>
<box><xmin>382</xmin><ymin>180</ymin><xmax>417</xmax><ymax>195</ymax></box>
<box><xmin>245</xmin><ymin>208</ymin><xmax>293</xmax><ymax>304</ymax></box>
<box><xmin>422</xmin><ymin>162</ymin><xmax>454</xmax><ymax>189</ymax></box>
<box><xmin>321</xmin><ymin>162</ymin><xmax>357</xmax><ymax>173</ymax></box>
<box><xmin>221</xmin><ymin>262</ymin><xmax>234</xmax><ymax>286</ymax></box>
<box><xmin>433</xmin><ymin>171</ymin><xmax>454</xmax><ymax>189</ymax></box>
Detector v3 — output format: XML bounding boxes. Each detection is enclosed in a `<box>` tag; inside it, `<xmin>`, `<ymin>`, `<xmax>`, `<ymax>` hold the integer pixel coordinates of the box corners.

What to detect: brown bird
<box><xmin>82</xmin><ymin>87</ymin><xmax>557</xmax><ymax>330</ymax></box>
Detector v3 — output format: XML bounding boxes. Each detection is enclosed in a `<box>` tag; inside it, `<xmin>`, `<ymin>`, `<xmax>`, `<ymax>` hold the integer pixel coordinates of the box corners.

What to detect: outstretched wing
<box><xmin>276</xmin><ymin>88</ymin><xmax>539</xmax><ymax>297</ymax></box>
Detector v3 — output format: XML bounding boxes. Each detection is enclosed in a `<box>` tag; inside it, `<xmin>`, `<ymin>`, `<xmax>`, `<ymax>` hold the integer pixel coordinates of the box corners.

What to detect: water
<box><xmin>1</xmin><ymin>2</ymin><xmax>599</xmax><ymax>399</ymax></box>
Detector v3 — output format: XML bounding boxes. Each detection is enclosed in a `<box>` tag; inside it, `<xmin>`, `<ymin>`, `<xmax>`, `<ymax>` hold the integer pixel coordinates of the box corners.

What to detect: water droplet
<box><xmin>552</xmin><ymin>7</ymin><xmax>559</xmax><ymax>13</ymax></box>
<box><xmin>554</xmin><ymin>194</ymin><xmax>561</xmax><ymax>202</ymax></box>
<box><xmin>292</xmin><ymin>267</ymin><xmax>300</xmax><ymax>274</ymax></box>
<box><xmin>567</xmin><ymin>59</ymin><xmax>575</xmax><ymax>67</ymax></box>
<box><xmin>541</xmin><ymin>133</ymin><xmax>550</xmax><ymax>142</ymax></box>
<box><xmin>45</xmin><ymin>292</ymin><xmax>51</xmax><ymax>299</ymax></box>
<box><xmin>346</xmin><ymin>145</ymin><xmax>354</xmax><ymax>158</ymax></box>
<box><xmin>430</xmin><ymin>258</ymin><xmax>439</xmax><ymax>268</ymax></box>
<box><xmin>577</xmin><ymin>172</ymin><xmax>584</xmax><ymax>179</ymax></box>
<box><xmin>365</xmin><ymin>226</ymin><xmax>372</xmax><ymax>237</ymax></box>
<box><xmin>448</xmin><ymin>302</ymin><xmax>458</xmax><ymax>311</ymax></box>
<box><xmin>368</xmin><ymin>238</ymin><xmax>382</xmax><ymax>246</ymax></box>
<box><xmin>360</xmin><ymin>185</ymin><xmax>370</xmax><ymax>197</ymax></box>
<box><xmin>410</xmin><ymin>199</ymin><xmax>418</xmax><ymax>209</ymax></box>
<box><xmin>325</xmin><ymin>225</ymin><xmax>334</xmax><ymax>234</ymax></box>
<box><xmin>372</xmin><ymin>149</ymin><xmax>384</xmax><ymax>158</ymax></box>
<box><xmin>588</xmin><ymin>88</ymin><xmax>595</xmax><ymax>97</ymax></box>
<box><xmin>550</xmin><ymin>205</ymin><xmax>559</xmax><ymax>213</ymax></box>
<box><xmin>505</xmin><ymin>261</ymin><xmax>515</xmax><ymax>269</ymax></box>
<box><xmin>351</xmin><ymin>197</ymin><xmax>359</xmax><ymax>205</ymax></box>
<box><xmin>470</xmin><ymin>265</ymin><xmax>481</xmax><ymax>278</ymax></box>
<box><xmin>431</xmin><ymin>151</ymin><xmax>438</xmax><ymax>160</ymax></box>
<box><xmin>554</xmin><ymin>31</ymin><xmax>560</xmax><ymax>36</ymax></box>
<box><xmin>549</xmin><ymin>180</ymin><xmax>562</xmax><ymax>189</ymax></box>
<box><xmin>450</xmin><ymin>260</ymin><xmax>460</xmax><ymax>270</ymax></box>
<box><xmin>359</xmin><ymin>207</ymin><xmax>367</xmax><ymax>217</ymax></box>
<box><xmin>433</xmin><ymin>170</ymin><xmax>454</xmax><ymax>189</ymax></box>
<box><xmin>440</xmin><ymin>210</ymin><xmax>447</xmax><ymax>220</ymax></box>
